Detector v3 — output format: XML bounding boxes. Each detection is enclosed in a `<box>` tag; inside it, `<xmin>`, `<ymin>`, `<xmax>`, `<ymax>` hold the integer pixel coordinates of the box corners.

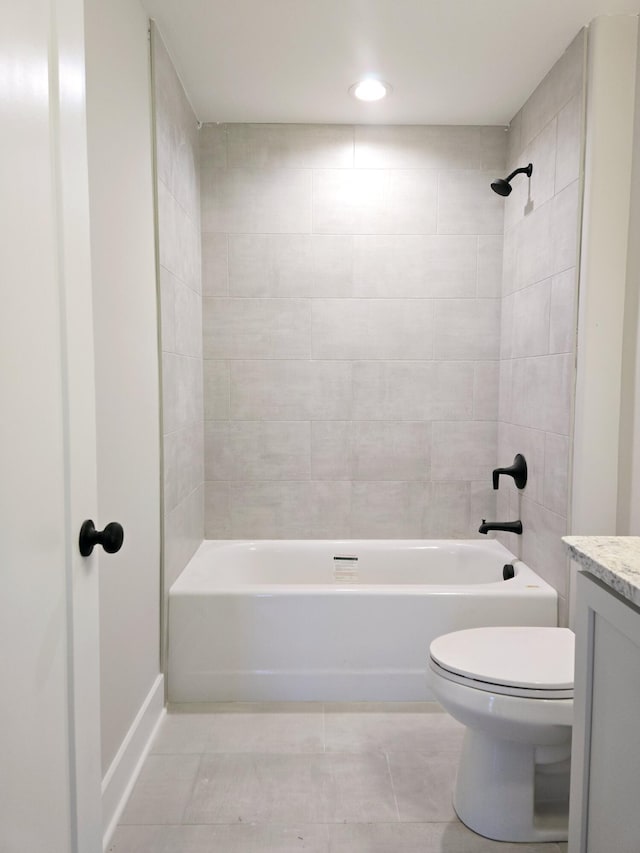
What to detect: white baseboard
<box><xmin>101</xmin><ymin>674</ymin><xmax>165</xmax><ymax>850</ymax></box>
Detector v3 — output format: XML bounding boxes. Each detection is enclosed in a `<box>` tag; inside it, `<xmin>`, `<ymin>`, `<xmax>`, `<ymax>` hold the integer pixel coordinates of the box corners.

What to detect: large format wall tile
<box><xmin>520</xmin><ymin>496</ymin><xmax>570</xmax><ymax>598</ymax></box>
<box><xmin>199</xmin><ymin>124</ymin><xmax>227</xmax><ymax>168</ymax></box>
<box><xmin>437</xmin><ymin>171</ymin><xmax>504</xmax><ymax>235</ymax></box>
<box><xmin>201</xmin><ymin>123</ymin><xmax>507</xmax><ymax>540</ymax></box>
<box><xmin>549</xmin><ymin>268</ymin><xmax>577</xmax><ymax>354</ymax></box>
<box><xmin>497</xmin><ymin>30</ymin><xmax>585</xmax><ymax>621</ymax></box>
<box><xmin>162</xmin><ymin>353</ymin><xmax>203</xmax><ymax>436</ymax></box>
<box><xmin>164</xmin><ymin>424</ymin><xmax>204</xmax><ymax>513</ymax></box>
<box><xmin>201</xmin><ymin>233</ymin><xmax>228</xmax><ymax>296</ymax></box>
<box><xmin>203</xmin><ymin>298</ymin><xmax>311</xmax><ymax>359</ymax></box>
<box><xmin>202</xmin><ymin>168</ymin><xmax>312</xmax><ymax>233</ymax></box>
<box><xmin>354</xmin><ymin>125</ymin><xmax>506</xmax><ymax>171</ymax></box>
<box><xmin>203</xmin><ymin>361</ymin><xmax>230</xmax><ymax>421</ymax></box>
<box><xmin>352</xmin><ymin>235</ymin><xmax>477</xmax><ymax>298</ymax></box>
<box><xmin>350</xmin><ymin>482</ymin><xmax>426</xmax><ymax>538</ymax></box>
<box><xmin>228</xmin><ymin>234</ymin><xmax>354</xmax><ymax>298</ymax></box>
<box><xmin>350</xmin><ymin>422</ymin><xmax>430</xmax><ymax>481</ymax></box>
<box><xmin>153</xmin><ymin>34</ymin><xmax>200</xmax><ymax>220</ymax></box>
<box><xmin>423</xmin><ymin>482</ymin><xmax>472</xmax><ymax>538</ymax></box>
<box><xmin>226</xmin><ymin>123</ymin><xmax>354</xmax><ymax>169</ymax></box>
<box><xmin>477</xmin><ymin>235</ymin><xmax>504</xmax><ymax>297</ymax></box>
<box><xmin>229</xmin><ymin>360</ymin><xmax>352</xmax><ymax>420</ymax></box>
<box><xmin>165</xmin><ymin>485</ymin><xmax>204</xmax><ymax>592</ymax></box>
<box><xmin>311</xmin><ymin>299</ymin><xmax>434</xmax><ymax>360</ymax></box>
<box><xmin>556</xmin><ymin>94</ymin><xmax>582</xmax><ymax>192</ymax></box>
<box><xmin>551</xmin><ymin>180</ymin><xmax>580</xmax><ymax>273</ymax></box>
<box><xmin>311</xmin><ymin>422</ymin><xmax>352</xmax><ymax>480</ymax></box>
<box><xmin>523</xmin><ymin>119</ymin><xmax>558</xmax><ymax>209</ymax></box>
<box><xmin>158</xmin><ymin>181</ymin><xmax>201</xmax><ymax>291</ymax></box>
<box><xmin>515</xmin><ymin>201</ymin><xmax>553</xmax><ymax>289</ymax></box>
<box><xmin>510</xmin><ymin>353</ymin><xmax>573</xmax><ymax>435</ymax></box>
<box><xmin>433</xmin><ymin>299</ymin><xmax>500</xmax><ymax>360</ymax></box>
<box><xmin>432</xmin><ymin>422</ymin><xmax>498</xmax><ymax>482</ymax></box>
<box><xmin>152</xmin><ymin>28</ymin><xmax>203</xmax><ymax>621</ymax></box>
<box><xmin>312</xmin><ymin>169</ymin><xmax>438</xmax><ymax>234</ymax></box>
<box><xmin>205</xmin><ymin>421</ymin><xmax>311</xmax><ymax>481</ymax></box>
<box><xmin>520</xmin><ymin>30</ymin><xmax>585</xmax><ymax>149</ymax></box>
<box><xmin>544</xmin><ymin>432</ymin><xmax>570</xmax><ymax>517</ymax></box>
<box><xmin>174</xmin><ymin>278</ymin><xmax>203</xmax><ymax>358</ymax></box>
<box><xmin>511</xmin><ymin>280</ymin><xmax>551</xmax><ymax>358</ymax></box>
<box><xmin>351</xmin><ymin>361</ymin><xmax>474</xmax><ymax>422</ymax></box>
<box><xmin>159</xmin><ymin>265</ymin><xmax>177</xmax><ymax>353</ymax></box>
<box><xmin>473</xmin><ymin>361</ymin><xmax>500</xmax><ymax>421</ymax></box>
<box><xmin>226</xmin><ymin>481</ymin><xmax>352</xmax><ymax>539</ymax></box>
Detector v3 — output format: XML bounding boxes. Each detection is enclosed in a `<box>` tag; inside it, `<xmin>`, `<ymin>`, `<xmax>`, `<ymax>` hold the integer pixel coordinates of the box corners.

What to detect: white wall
<box><xmin>572</xmin><ymin>16</ymin><xmax>638</xmax><ymax>538</ymax></box>
<box><xmin>617</xmin><ymin>19</ymin><xmax>640</xmax><ymax>535</ymax></box>
<box><xmin>84</xmin><ymin>0</ymin><xmax>161</xmax><ymax>778</ymax></box>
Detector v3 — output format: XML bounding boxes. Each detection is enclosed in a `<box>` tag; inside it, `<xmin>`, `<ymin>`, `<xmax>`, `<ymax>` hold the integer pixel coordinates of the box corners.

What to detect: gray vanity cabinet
<box><xmin>569</xmin><ymin>571</ymin><xmax>640</xmax><ymax>852</ymax></box>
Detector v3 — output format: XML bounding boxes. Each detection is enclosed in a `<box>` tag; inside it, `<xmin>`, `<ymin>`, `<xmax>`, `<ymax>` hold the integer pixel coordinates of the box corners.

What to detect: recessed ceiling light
<box><xmin>349</xmin><ymin>79</ymin><xmax>392</xmax><ymax>102</ymax></box>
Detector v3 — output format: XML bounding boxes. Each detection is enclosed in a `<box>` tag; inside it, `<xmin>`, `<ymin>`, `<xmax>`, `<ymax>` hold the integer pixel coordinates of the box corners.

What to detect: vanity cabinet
<box><xmin>569</xmin><ymin>570</ymin><xmax>640</xmax><ymax>853</ymax></box>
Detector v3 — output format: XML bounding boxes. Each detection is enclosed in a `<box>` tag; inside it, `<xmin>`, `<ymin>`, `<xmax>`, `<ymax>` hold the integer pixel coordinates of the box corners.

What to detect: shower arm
<box><xmin>504</xmin><ymin>164</ymin><xmax>533</xmax><ymax>183</ymax></box>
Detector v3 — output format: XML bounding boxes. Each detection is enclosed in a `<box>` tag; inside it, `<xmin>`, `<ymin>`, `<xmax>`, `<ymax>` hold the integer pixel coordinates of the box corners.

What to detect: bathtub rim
<box><xmin>170</xmin><ymin>537</ymin><xmax>556</xmax><ymax>598</ymax></box>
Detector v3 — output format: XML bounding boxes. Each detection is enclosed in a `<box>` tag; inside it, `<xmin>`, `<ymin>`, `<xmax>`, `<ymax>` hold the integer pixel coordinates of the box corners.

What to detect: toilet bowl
<box><xmin>429</xmin><ymin>626</ymin><xmax>574</xmax><ymax>843</ymax></box>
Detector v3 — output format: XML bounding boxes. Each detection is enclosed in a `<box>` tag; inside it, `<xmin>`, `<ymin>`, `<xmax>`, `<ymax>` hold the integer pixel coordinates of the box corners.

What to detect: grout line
<box><xmin>385</xmin><ymin>752</ymin><xmax>402</xmax><ymax>823</ymax></box>
<box><xmin>177</xmin><ymin>752</ymin><xmax>205</xmax><ymax>825</ymax></box>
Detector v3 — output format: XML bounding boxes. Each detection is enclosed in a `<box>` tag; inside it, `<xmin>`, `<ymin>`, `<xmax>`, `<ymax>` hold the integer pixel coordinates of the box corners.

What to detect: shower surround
<box><xmin>496</xmin><ymin>30</ymin><xmax>585</xmax><ymax>625</ymax></box>
<box><xmin>200</xmin><ymin>124</ymin><xmax>506</xmax><ymax>539</ymax></box>
<box><xmin>151</xmin><ymin>28</ymin><xmax>585</xmax><ymax>624</ymax></box>
<box><xmin>152</xmin><ymin>26</ymin><xmax>204</xmax><ymax>597</ymax></box>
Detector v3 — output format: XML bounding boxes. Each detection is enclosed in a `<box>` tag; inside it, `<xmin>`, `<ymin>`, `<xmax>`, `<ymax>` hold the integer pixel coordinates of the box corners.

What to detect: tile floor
<box><xmin>109</xmin><ymin>703</ymin><xmax>569</xmax><ymax>853</ymax></box>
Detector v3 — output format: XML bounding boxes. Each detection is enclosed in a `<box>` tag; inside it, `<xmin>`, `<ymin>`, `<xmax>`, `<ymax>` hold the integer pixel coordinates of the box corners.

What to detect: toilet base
<box><xmin>454</xmin><ymin>727</ymin><xmax>570</xmax><ymax>843</ymax></box>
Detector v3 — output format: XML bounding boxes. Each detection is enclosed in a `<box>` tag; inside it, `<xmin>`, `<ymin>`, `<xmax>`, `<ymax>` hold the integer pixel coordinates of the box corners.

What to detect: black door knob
<box><xmin>79</xmin><ymin>519</ymin><xmax>124</xmax><ymax>557</ymax></box>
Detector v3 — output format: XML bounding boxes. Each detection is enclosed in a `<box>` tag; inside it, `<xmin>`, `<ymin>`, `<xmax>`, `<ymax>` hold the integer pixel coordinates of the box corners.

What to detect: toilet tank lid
<box><xmin>429</xmin><ymin>626</ymin><xmax>574</xmax><ymax>691</ymax></box>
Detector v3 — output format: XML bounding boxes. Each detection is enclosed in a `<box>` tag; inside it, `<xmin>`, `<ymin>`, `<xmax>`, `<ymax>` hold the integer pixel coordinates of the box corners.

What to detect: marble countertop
<box><xmin>563</xmin><ymin>536</ymin><xmax>640</xmax><ymax>608</ymax></box>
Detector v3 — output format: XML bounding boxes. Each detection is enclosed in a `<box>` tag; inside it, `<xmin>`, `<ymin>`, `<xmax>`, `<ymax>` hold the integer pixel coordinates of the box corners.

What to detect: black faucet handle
<box><xmin>492</xmin><ymin>454</ymin><xmax>527</xmax><ymax>490</ymax></box>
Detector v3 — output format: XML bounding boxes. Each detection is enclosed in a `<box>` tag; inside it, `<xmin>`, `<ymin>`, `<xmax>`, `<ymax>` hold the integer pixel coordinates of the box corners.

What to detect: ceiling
<box><xmin>141</xmin><ymin>0</ymin><xmax>639</xmax><ymax>126</ymax></box>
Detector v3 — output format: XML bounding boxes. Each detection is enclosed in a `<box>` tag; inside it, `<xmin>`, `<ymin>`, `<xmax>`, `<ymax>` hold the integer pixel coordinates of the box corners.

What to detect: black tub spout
<box><xmin>478</xmin><ymin>519</ymin><xmax>523</xmax><ymax>535</ymax></box>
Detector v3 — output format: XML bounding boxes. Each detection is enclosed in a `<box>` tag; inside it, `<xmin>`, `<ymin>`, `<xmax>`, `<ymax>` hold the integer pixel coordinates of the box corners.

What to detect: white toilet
<box><xmin>429</xmin><ymin>626</ymin><xmax>574</xmax><ymax>843</ymax></box>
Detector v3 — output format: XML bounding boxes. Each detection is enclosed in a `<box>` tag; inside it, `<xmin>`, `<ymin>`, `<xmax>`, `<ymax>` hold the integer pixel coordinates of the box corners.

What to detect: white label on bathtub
<box><xmin>334</xmin><ymin>568</ymin><xmax>359</xmax><ymax>583</ymax></box>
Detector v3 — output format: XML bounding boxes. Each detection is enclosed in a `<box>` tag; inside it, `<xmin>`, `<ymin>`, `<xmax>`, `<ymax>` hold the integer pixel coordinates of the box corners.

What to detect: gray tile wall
<box><xmin>151</xmin><ymin>27</ymin><xmax>204</xmax><ymax>594</ymax></box>
<box><xmin>201</xmin><ymin>124</ymin><xmax>506</xmax><ymax>538</ymax></box>
<box><xmin>497</xmin><ymin>30</ymin><xmax>586</xmax><ymax>624</ymax></box>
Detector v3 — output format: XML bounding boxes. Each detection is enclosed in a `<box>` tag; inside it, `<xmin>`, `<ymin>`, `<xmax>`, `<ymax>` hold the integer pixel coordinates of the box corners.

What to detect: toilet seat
<box><xmin>429</xmin><ymin>626</ymin><xmax>574</xmax><ymax>700</ymax></box>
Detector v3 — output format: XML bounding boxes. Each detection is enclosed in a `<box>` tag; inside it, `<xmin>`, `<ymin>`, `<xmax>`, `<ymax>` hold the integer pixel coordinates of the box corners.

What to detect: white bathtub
<box><xmin>168</xmin><ymin>539</ymin><xmax>557</xmax><ymax>703</ymax></box>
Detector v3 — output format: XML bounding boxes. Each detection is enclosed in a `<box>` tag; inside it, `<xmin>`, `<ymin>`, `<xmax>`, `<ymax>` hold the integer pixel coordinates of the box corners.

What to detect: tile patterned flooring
<box><xmin>109</xmin><ymin>703</ymin><xmax>569</xmax><ymax>852</ymax></box>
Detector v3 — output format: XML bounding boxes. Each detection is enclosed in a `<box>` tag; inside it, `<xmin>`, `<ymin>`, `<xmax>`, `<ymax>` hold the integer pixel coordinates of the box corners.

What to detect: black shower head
<box><xmin>490</xmin><ymin>163</ymin><xmax>533</xmax><ymax>196</ymax></box>
<box><xmin>491</xmin><ymin>178</ymin><xmax>513</xmax><ymax>196</ymax></box>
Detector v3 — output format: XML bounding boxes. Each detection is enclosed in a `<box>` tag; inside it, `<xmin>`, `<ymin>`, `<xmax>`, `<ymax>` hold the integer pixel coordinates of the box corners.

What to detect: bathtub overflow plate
<box><xmin>333</xmin><ymin>555</ymin><xmax>359</xmax><ymax>583</ymax></box>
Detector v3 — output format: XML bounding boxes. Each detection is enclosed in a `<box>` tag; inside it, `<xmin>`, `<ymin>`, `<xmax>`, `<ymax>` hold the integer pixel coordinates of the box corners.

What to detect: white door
<box><xmin>0</xmin><ymin>1</ymin><xmax>102</xmax><ymax>851</ymax></box>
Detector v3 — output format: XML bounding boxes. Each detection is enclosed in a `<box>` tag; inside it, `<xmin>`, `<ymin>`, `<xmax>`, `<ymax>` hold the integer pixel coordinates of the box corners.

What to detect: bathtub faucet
<box><xmin>492</xmin><ymin>454</ymin><xmax>527</xmax><ymax>490</ymax></box>
<box><xmin>479</xmin><ymin>519</ymin><xmax>523</xmax><ymax>535</ymax></box>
